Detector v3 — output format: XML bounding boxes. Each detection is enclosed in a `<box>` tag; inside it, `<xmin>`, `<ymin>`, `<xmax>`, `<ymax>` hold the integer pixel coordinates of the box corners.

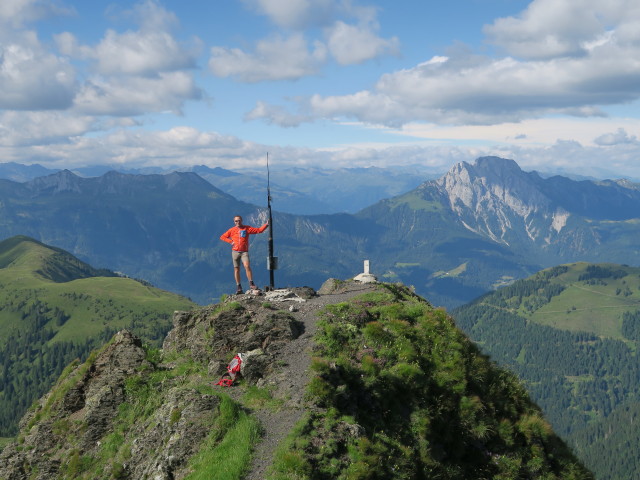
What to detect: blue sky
<box><xmin>2</xmin><ymin>0</ymin><xmax>640</xmax><ymax>179</ymax></box>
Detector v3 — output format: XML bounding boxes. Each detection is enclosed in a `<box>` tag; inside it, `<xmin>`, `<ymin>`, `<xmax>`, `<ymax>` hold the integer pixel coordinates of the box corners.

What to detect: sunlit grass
<box><xmin>185</xmin><ymin>395</ymin><xmax>261</xmax><ymax>480</ymax></box>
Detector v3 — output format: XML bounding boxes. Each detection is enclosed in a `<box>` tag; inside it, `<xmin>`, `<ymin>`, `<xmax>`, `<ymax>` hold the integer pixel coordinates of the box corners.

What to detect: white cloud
<box><xmin>53</xmin><ymin>0</ymin><xmax>202</xmax><ymax>116</ymax></box>
<box><xmin>484</xmin><ymin>0</ymin><xmax>640</xmax><ymax>59</ymax></box>
<box><xmin>218</xmin><ymin>0</ymin><xmax>398</xmax><ymax>81</ymax></box>
<box><xmin>242</xmin><ymin>0</ymin><xmax>336</xmax><ymax>29</ymax></box>
<box><xmin>73</xmin><ymin>71</ymin><xmax>201</xmax><ymax>116</ymax></box>
<box><xmin>0</xmin><ymin>0</ymin><xmax>74</xmax><ymax>29</ymax></box>
<box><xmin>245</xmin><ymin>101</ymin><xmax>313</xmax><ymax>127</ymax></box>
<box><xmin>0</xmin><ymin>111</ymin><xmax>96</xmax><ymax>146</ymax></box>
<box><xmin>326</xmin><ymin>20</ymin><xmax>399</xmax><ymax>65</ymax></box>
<box><xmin>126</xmin><ymin>0</ymin><xmax>180</xmax><ymax>32</ymax></box>
<box><xmin>594</xmin><ymin>127</ymin><xmax>638</xmax><ymax>146</ymax></box>
<box><xmin>91</xmin><ymin>29</ymin><xmax>197</xmax><ymax>76</ymax></box>
<box><xmin>0</xmin><ymin>0</ymin><xmax>201</xmax><ymax>118</ymax></box>
<box><xmin>0</xmin><ymin>32</ymin><xmax>76</xmax><ymax>110</ymax></box>
<box><xmin>392</xmin><ymin>117</ymin><xmax>640</xmax><ymax>148</ymax></box>
<box><xmin>67</xmin><ymin>1</ymin><xmax>199</xmax><ymax>76</ymax></box>
<box><xmin>0</xmin><ymin>2</ymin><xmax>77</xmax><ymax>111</ymax></box>
<box><xmin>248</xmin><ymin>1</ymin><xmax>640</xmax><ymax>128</ymax></box>
<box><xmin>209</xmin><ymin>33</ymin><xmax>327</xmax><ymax>82</ymax></box>
<box><xmin>8</xmin><ymin>125</ymin><xmax>317</xmax><ymax>169</ymax></box>
<box><xmin>4</xmin><ymin>115</ymin><xmax>640</xmax><ymax>181</ymax></box>
<box><xmin>56</xmin><ymin>29</ymin><xmax>197</xmax><ymax>76</ymax></box>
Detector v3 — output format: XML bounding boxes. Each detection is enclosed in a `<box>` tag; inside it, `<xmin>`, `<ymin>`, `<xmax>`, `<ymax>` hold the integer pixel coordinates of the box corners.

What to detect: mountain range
<box><xmin>0</xmin><ymin>161</ymin><xmax>432</xmax><ymax>215</ymax></box>
<box><xmin>1</xmin><ymin>156</ymin><xmax>640</xmax><ymax>308</ymax></box>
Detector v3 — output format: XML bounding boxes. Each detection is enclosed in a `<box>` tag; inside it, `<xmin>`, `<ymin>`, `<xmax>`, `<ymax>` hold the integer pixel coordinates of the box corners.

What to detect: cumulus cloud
<box><xmin>242</xmin><ymin>0</ymin><xmax>337</xmax><ymax>29</ymax></box>
<box><xmin>57</xmin><ymin>0</ymin><xmax>202</xmax><ymax>116</ymax></box>
<box><xmin>0</xmin><ymin>1</ymin><xmax>78</xmax><ymax>110</ymax></box>
<box><xmin>0</xmin><ymin>0</ymin><xmax>202</xmax><ymax>146</ymax></box>
<box><xmin>245</xmin><ymin>100</ymin><xmax>314</xmax><ymax>127</ymax></box>
<box><xmin>0</xmin><ymin>0</ymin><xmax>74</xmax><ymax>29</ymax></box>
<box><xmin>594</xmin><ymin>127</ymin><xmax>638</xmax><ymax>146</ymax></box>
<box><xmin>58</xmin><ymin>29</ymin><xmax>197</xmax><ymax>77</ymax></box>
<box><xmin>0</xmin><ymin>111</ymin><xmax>97</xmax><ymax>147</ymax></box>
<box><xmin>9</xmin><ymin>120</ymin><xmax>640</xmax><ymax>182</ymax></box>
<box><xmin>57</xmin><ymin>0</ymin><xmax>199</xmax><ymax>77</ymax></box>
<box><xmin>73</xmin><ymin>71</ymin><xmax>200</xmax><ymax>116</ymax></box>
<box><xmin>248</xmin><ymin>0</ymin><xmax>640</xmax><ymax>128</ymax></box>
<box><xmin>209</xmin><ymin>33</ymin><xmax>327</xmax><ymax>82</ymax></box>
<box><xmin>326</xmin><ymin>20</ymin><xmax>399</xmax><ymax>65</ymax></box>
<box><xmin>212</xmin><ymin>0</ymin><xmax>398</xmax><ymax>81</ymax></box>
<box><xmin>7</xmin><ymin>125</ymin><xmax>323</xmax><ymax>170</ymax></box>
<box><xmin>484</xmin><ymin>0</ymin><xmax>638</xmax><ymax>59</ymax></box>
<box><xmin>0</xmin><ymin>34</ymin><xmax>77</xmax><ymax>110</ymax></box>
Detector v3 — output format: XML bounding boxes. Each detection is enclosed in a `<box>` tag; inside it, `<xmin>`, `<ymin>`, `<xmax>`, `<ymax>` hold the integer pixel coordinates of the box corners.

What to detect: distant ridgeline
<box><xmin>2</xmin><ymin>157</ymin><xmax>640</xmax><ymax>309</ymax></box>
<box><xmin>0</xmin><ymin>236</ymin><xmax>196</xmax><ymax>436</ymax></box>
<box><xmin>453</xmin><ymin>262</ymin><xmax>640</xmax><ymax>480</ymax></box>
<box><xmin>0</xmin><ymin>281</ymin><xmax>592</xmax><ymax>479</ymax></box>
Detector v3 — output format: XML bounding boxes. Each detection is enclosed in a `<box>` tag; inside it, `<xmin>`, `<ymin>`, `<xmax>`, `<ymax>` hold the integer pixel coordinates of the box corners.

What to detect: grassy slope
<box><xmin>0</xmin><ymin>235</ymin><xmax>197</xmax><ymax>436</ymax></box>
<box><xmin>269</xmin><ymin>284</ymin><xmax>592</xmax><ymax>479</ymax></box>
<box><xmin>0</xmin><ymin>235</ymin><xmax>195</xmax><ymax>344</ymax></box>
<box><xmin>507</xmin><ymin>262</ymin><xmax>640</xmax><ymax>340</ymax></box>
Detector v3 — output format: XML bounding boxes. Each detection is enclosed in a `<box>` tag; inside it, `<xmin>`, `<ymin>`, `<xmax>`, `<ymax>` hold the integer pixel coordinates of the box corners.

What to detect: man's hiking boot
<box><xmin>250</xmin><ymin>282</ymin><xmax>258</xmax><ymax>291</ymax></box>
<box><xmin>236</xmin><ymin>285</ymin><xmax>243</xmax><ymax>294</ymax></box>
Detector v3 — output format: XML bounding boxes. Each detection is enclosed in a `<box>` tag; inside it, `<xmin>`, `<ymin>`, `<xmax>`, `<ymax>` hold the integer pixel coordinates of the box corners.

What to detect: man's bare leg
<box><xmin>244</xmin><ymin>262</ymin><xmax>258</xmax><ymax>289</ymax></box>
<box><xmin>234</xmin><ymin>267</ymin><xmax>243</xmax><ymax>293</ymax></box>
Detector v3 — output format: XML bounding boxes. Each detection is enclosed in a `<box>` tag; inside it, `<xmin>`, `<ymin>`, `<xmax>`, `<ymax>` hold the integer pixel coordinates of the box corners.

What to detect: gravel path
<box><xmin>237</xmin><ymin>283</ymin><xmax>379</xmax><ymax>480</ymax></box>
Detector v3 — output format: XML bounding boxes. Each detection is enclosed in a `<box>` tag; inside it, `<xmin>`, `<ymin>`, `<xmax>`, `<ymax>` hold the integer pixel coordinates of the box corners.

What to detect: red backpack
<box><xmin>215</xmin><ymin>353</ymin><xmax>243</xmax><ymax>387</ymax></box>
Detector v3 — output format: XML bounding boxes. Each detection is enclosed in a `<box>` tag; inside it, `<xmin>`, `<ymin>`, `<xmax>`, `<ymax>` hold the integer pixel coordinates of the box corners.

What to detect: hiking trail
<box><xmin>226</xmin><ymin>283</ymin><xmax>378</xmax><ymax>480</ymax></box>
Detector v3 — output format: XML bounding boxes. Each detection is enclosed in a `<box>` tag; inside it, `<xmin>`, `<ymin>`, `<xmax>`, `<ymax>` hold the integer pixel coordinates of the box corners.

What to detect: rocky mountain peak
<box><xmin>429</xmin><ymin>156</ymin><xmax>640</xmax><ymax>250</ymax></box>
<box><xmin>437</xmin><ymin>156</ymin><xmax>549</xmax><ymax>210</ymax></box>
<box><xmin>474</xmin><ymin>155</ymin><xmax>522</xmax><ymax>175</ymax></box>
<box><xmin>25</xmin><ymin>169</ymin><xmax>82</xmax><ymax>195</ymax></box>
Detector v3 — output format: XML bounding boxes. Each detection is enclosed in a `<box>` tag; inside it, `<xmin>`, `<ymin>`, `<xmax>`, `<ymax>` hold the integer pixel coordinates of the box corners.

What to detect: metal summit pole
<box><xmin>266</xmin><ymin>153</ymin><xmax>277</xmax><ymax>290</ymax></box>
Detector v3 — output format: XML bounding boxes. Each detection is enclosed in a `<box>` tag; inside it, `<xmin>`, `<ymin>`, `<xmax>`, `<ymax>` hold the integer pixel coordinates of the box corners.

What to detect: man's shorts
<box><xmin>232</xmin><ymin>250</ymin><xmax>250</xmax><ymax>267</ymax></box>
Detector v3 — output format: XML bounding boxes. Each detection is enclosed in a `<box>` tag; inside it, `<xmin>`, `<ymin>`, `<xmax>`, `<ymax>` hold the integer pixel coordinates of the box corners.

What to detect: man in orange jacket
<box><xmin>220</xmin><ymin>215</ymin><xmax>269</xmax><ymax>294</ymax></box>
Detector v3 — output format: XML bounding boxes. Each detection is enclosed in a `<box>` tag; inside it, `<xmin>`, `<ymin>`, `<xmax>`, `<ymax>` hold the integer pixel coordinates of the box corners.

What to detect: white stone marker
<box><xmin>354</xmin><ymin>259</ymin><xmax>377</xmax><ymax>283</ymax></box>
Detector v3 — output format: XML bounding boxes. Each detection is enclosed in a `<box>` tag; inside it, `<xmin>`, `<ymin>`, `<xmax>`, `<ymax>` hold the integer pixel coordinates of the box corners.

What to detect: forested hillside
<box><xmin>453</xmin><ymin>263</ymin><xmax>640</xmax><ymax>480</ymax></box>
<box><xmin>0</xmin><ymin>236</ymin><xmax>196</xmax><ymax>436</ymax></box>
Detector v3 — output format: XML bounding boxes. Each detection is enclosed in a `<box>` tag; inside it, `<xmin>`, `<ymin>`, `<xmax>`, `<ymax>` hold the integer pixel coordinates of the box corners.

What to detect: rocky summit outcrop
<box><xmin>0</xmin><ymin>289</ymin><xmax>311</xmax><ymax>480</ymax></box>
<box><xmin>163</xmin><ymin>294</ymin><xmax>305</xmax><ymax>383</ymax></box>
<box><xmin>0</xmin><ymin>331</ymin><xmax>151</xmax><ymax>478</ymax></box>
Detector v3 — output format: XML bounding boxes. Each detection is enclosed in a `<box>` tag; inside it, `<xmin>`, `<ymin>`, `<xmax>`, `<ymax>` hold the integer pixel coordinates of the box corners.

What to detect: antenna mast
<box><xmin>266</xmin><ymin>153</ymin><xmax>276</xmax><ymax>289</ymax></box>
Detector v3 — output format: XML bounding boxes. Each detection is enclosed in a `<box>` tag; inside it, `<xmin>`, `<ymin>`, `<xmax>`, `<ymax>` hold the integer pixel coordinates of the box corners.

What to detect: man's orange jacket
<box><xmin>220</xmin><ymin>223</ymin><xmax>269</xmax><ymax>252</ymax></box>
